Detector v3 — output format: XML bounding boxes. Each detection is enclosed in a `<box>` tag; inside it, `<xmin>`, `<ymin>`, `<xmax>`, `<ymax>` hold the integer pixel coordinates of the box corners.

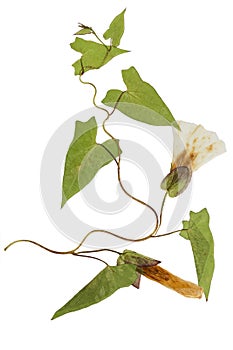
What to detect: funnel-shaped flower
<box><xmin>172</xmin><ymin>121</ymin><xmax>226</xmax><ymax>171</ymax></box>
<box><xmin>161</xmin><ymin>121</ymin><xmax>226</xmax><ymax>197</ymax></box>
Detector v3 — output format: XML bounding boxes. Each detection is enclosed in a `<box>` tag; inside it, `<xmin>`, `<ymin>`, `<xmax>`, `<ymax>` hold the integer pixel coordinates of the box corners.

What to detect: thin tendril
<box><xmin>159</xmin><ymin>192</ymin><xmax>167</xmax><ymax>226</ymax></box>
<box><xmin>4</xmin><ymin>240</ymin><xmax>74</xmax><ymax>255</ymax></box>
<box><xmin>72</xmin><ymin>228</ymin><xmax>160</xmax><ymax>254</ymax></box>
<box><xmin>153</xmin><ymin>228</ymin><xmax>188</xmax><ymax>238</ymax></box>
<box><xmin>77</xmin><ymin>248</ymin><xmax>121</xmax><ymax>255</ymax></box>
<box><xmin>151</xmin><ymin>191</ymin><xmax>168</xmax><ymax>237</ymax></box>
<box><xmin>102</xmin><ymin>91</ymin><xmax>125</xmax><ymax>140</ymax></box>
<box><xmin>72</xmin><ymin>253</ymin><xmax>109</xmax><ymax>266</ymax></box>
<box><xmin>79</xmin><ymin>74</ymin><xmax>109</xmax><ymax>115</ymax></box>
<box><xmin>4</xmin><ymin>240</ymin><xmax>109</xmax><ymax>266</ymax></box>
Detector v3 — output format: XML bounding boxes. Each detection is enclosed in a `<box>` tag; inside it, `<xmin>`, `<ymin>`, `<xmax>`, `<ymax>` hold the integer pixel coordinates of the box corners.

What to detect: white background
<box><xmin>0</xmin><ymin>0</ymin><xmax>232</xmax><ymax>349</ymax></box>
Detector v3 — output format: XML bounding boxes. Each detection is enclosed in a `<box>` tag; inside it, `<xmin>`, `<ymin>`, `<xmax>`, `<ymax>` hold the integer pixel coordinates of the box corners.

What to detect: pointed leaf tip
<box><xmin>52</xmin><ymin>265</ymin><xmax>137</xmax><ymax>319</ymax></box>
<box><xmin>102</xmin><ymin>66</ymin><xmax>179</xmax><ymax>128</ymax></box>
<box><xmin>103</xmin><ymin>9</ymin><xmax>126</xmax><ymax>47</ymax></box>
<box><xmin>181</xmin><ymin>208</ymin><xmax>214</xmax><ymax>300</ymax></box>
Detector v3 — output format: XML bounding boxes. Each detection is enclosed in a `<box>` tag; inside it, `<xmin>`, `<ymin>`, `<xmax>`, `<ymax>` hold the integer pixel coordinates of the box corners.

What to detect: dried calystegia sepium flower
<box><xmin>172</xmin><ymin>121</ymin><xmax>226</xmax><ymax>171</ymax></box>
<box><xmin>161</xmin><ymin>121</ymin><xmax>226</xmax><ymax>197</ymax></box>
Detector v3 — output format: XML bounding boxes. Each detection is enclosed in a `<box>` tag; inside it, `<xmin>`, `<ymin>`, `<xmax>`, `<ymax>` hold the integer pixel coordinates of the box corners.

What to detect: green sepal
<box><xmin>161</xmin><ymin>166</ymin><xmax>192</xmax><ymax>197</ymax></box>
<box><xmin>117</xmin><ymin>250</ymin><xmax>160</xmax><ymax>289</ymax></box>
<box><xmin>117</xmin><ymin>249</ymin><xmax>160</xmax><ymax>267</ymax></box>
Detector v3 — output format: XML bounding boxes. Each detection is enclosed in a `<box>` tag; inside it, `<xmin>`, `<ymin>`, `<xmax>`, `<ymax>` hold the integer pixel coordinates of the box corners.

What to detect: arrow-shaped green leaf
<box><xmin>70</xmin><ymin>37</ymin><xmax>128</xmax><ymax>75</ymax></box>
<box><xmin>102</xmin><ymin>66</ymin><xmax>179</xmax><ymax>129</ymax></box>
<box><xmin>103</xmin><ymin>9</ymin><xmax>126</xmax><ymax>47</ymax></box>
<box><xmin>180</xmin><ymin>208</ymin><xmax>215</xmax><ymax>300</ymax></box>
<box><xmin>52</xmin><ymin>264</ymin><xmax>137</xmax><ymax>319</ymax></box>
<box><xmin>62</xmin><ymin>117</ymin><xmax>120</xmax><ymax>207</ymax></box>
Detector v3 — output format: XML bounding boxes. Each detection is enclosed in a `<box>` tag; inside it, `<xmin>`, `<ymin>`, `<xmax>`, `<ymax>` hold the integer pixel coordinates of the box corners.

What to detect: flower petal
<box><xmin>192</xmin><ymin>139</ymin><xmax>226</xmax><ymax>170</ymax></box>
<box><xmin>172</xmin><ymin>121</ymin><xmax>226</xmax><ymax>171</ymax></box>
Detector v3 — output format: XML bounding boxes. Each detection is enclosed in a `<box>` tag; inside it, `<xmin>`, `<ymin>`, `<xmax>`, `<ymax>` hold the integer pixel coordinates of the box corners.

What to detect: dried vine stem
<box><xmin>78</xmin><ymin>73</ymin><xmax>160</xmax><ymax>244</ymax></box>
<box><xmin>4</xmin><ymin>239</ymin><xmax>119</xmax><ymax>266</ymax></box>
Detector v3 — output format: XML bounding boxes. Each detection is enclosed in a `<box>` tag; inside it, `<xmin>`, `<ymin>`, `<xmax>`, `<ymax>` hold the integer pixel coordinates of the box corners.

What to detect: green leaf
<box><xmin>103</xmin><ymin>9</ymin><xmax>126</xmax><ymax>47</ymax></box>
<box><xmin>62</xmin><ymin>117</ymin><xmax>120</xmax><ymax>207</ymax></box>
<box><xmin>102</xmin><ymin>66</ymin><xmax>179</xmax><ymax>129</ymax></box>
<box><xmin>70</xmin><ymin>37</ymin><xmax>128</xmax><ymax>75</ymax></box>
<box><xmin>117</xmin><ymin>249</ymin><xmax>160</xmax><ymax>267</ymax></box>
<box><xmin>161</xmin><ymin>166</ymin><xmax>192</xmax><ymax>197</ymax></box>
<box><xmin>180</xmin><ymin>208</ymin><xmax>215</xmax><ymax>300</ymax></box>
<box><xmin>74</xmin><ymin>28</ymin><xmax>92</xmax><ymax>35</ymax></box>
<box><xmin>52</xmin><ymin>264</ymin><xmax>137</xmax><ymax>319</ymax></box>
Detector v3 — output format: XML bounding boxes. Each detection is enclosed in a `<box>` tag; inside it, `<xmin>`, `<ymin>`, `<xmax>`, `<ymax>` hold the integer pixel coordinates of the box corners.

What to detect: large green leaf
<box><xmin>180</xmin><ymin>208</ymin><xmax>215</xmax><ymax>300</ymax></box>
<box><xmin>70</xmin><ymin>37</ymin><xmax>128</xmax><ymax>75</ymax></box>
<box><xmin>103</xmin><ymin>9</ymin><xmax>126</xmax><ymax>47</ymax></box>
<box><xmin>102</xmin><ymin>66</ymin><xmax>179</xmax><ymax>129</ymax></box>
<box><xmin>61</xmin><ymin>117</ymin><xmax>120</xmax><ymax>207</ymax></box>
<box><xmin>52</xmin><ymin>264</ymin><xmax>137</xmax><ymax>319</ymax></box>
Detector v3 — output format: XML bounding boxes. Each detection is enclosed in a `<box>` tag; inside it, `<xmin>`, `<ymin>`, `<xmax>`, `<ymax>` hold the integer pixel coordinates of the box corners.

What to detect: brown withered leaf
<box><xmin>139</xmin><ymin>265</ymin><xmax>203</xmax><ymax>299</ymax></box>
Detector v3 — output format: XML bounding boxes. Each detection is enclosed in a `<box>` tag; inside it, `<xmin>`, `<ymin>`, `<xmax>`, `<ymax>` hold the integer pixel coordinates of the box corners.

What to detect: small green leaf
<box><xmin>117</xmin><ymin>249</ymin><xmax>160</xmax><ymax>267</ymax></box>
<box><xmin>102</xmin><ymin>66</ymin><xmax>179</xmax><ymax>129</ymax></box>
<box><xmin>103</xmin><ymin>9</ymin><xmax>126</xmax><ymax>47</ymax></box>
<box><xmin>52</xmin><ymin>264</ymin><xmax>137</xmax><ymax>319</ymax></box>
<box><xmin>70</xmin><ymin>37</ymin><xmax>128</xmax><ymax>75</ymax></box>
<box><xmin>74</xmin><ymin>28</ymin><xmax>92</xmax><ymax>35</ymax></box>
<box><xmin>161</xmin><ymin>166</ymin><xmax>192</xmax><ymax>197</ymax></box>
<box><xmin>181</xmin><ymin>208</ymin><xmax>215</xmax><ymax>300</ymax></box>
<box><xmin>62</xmin><ymin>117</ymin><xmax>120</xmax><ymax>207</ymax></box>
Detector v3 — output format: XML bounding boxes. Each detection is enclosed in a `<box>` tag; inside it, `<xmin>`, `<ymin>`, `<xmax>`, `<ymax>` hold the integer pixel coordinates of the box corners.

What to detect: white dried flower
<box><xmin>172</xmin><ymin>121</ymin><xmax>226</xmax><ymax>171</ymax></box>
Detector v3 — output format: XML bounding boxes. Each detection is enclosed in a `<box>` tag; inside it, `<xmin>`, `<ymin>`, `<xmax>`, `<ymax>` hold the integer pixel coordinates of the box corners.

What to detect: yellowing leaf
<box><xmin>103</xmin><ymin>9</ymin><xmax>126</xmax><ymax>47</ymax></box>
<box><xmin>181</xmin><ymin>208</ymin><xmax>215</xmax><ymax>300</ymax></box>
<box><xmin>102</xmin><ymin>66</ymin><xmax>179</xmax><ymax>128</ymax></box>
